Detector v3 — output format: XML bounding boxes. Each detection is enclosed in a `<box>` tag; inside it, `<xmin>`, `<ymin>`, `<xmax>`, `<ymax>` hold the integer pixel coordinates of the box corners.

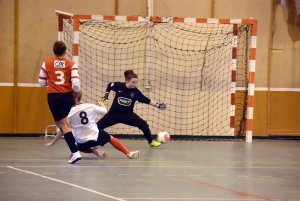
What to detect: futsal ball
<box><xmin>157</xmin><ymin>131</ymin><xmax>170</xmax><ymax>143</ymax></box>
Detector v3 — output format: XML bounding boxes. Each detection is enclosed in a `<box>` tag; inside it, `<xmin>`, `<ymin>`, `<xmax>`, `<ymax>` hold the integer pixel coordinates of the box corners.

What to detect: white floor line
<box><xmin>121</xmin><ymin>198</ymin><xmax>279</xmax><ymax>200</ymax></box>
<box><xmin>3</xmin><ymin>165</ymin><xmax>300</xmax><ymax>169</ymax></box>
<box><xmin>7</xmin><ymin>166</ymin><xmax>125</xmax><ymax>201</ymax></box>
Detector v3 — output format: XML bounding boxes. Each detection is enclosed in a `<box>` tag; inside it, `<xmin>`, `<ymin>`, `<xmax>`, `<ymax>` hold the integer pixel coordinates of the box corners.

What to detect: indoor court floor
<box><xmin>0</xmin><ymin>137</ymin><xmax>299</xmax><ymax>201</ymax></box>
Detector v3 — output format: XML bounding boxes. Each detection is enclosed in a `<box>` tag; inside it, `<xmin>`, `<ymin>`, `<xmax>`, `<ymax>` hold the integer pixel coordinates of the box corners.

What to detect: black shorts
<box><xmin>97</xmin><ymin>129</ymin><xmax>111</xmax><ymax>146</ymax></box>
<box><xmin>47</xmin><ymin>92</ymin><xmax>74</xmax><ymax>121</ymax></box>
<box><xmin>77</xmin><ymin>129</ymin><xmax>111</xmax><ymax>151</ymax></box>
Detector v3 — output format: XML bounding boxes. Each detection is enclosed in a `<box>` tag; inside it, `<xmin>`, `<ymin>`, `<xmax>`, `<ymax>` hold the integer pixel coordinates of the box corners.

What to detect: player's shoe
<box><xmin>149</xmin><ymin>140</ymin><xmax>161</xmax><ymax>147</ymax></box>
<box><xmin>127</xmin><ymin>150</ymin><xmax>140</xmax><ymax>159</ymax></box>
<box><xmin>92</xmin><ymin>147</ymin><xmax>107</xmax><ymax>158</ymax></box>
<box><xmin>68</xmin><ymin>151</ymin><xmax>82</xmax><ymax>164</ymax></box>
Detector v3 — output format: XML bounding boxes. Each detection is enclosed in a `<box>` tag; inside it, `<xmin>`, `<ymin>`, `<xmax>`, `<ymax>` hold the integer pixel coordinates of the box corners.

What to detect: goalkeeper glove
<box><xmin>156</xmin><ymin>102</ymin><xmax>167</xmax><ymax>110</ymax></box>
<box><xmin>99</xmin><ymin>92</ymin><xmax>109</xmax><ymax>102</ymax></box>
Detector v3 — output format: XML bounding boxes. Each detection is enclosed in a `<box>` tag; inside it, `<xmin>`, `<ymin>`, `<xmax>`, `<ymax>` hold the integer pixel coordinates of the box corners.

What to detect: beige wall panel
<box><xmin>269</xmin><ymin>91</ymin><xmax>300</xmax><ymax>135</ymax></box>
<box><xmin>271</xmin><ymin>1</ymin><xmax>300</xmax><ymax>88</ymax></box>
<box><xmin>118</xmin><ymin>0</ymin><xmax>147</xmax><ymax>16</ymax></box>
<box><xmin>215</xmin><ymin>0</ymin><xmax>272</xmax><ymax>88</ymax></box>
<box><xmin>271</xmin><ymin>50</ymin><xmax>300</xmax><ymax>88</ymax></box>
<box><xmin>0</xmin><ymin>0</ymin><xmax>14</xmax><ymax>82</ymax></box>
<box><xmin>17</xmin><ymin>87</ymin><xmax>53</xmax><ymax>133</ymax></box>
<box><xmin>268</xmin><ymin>1</ymin><xmax>300</xmax><ymax>136</ymax></box>
<box><xmin>0</xmin><ymin>87</ymin><xmax>14</xmax><ymax>133</ymax></box>
<box><xmin>153</xmin><ymin>0</ymin><xmax>211</xmax><ymax>17</ymax></box>
<box><xmin>272</xmin><ymin>2</ymin><xmax>285</xmax><ymax>50</ymax></box>
<box><xmin>18</xmin><ymin>0</ymin><xmax>115</xmax><ymax>84</ymax></box>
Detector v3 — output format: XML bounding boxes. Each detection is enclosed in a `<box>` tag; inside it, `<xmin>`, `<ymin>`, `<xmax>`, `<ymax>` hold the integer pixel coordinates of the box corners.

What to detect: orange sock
<box><xmin>109</xmin><ymin>137</ymin><xmax>130</xmax><ymax>155</ymax></box>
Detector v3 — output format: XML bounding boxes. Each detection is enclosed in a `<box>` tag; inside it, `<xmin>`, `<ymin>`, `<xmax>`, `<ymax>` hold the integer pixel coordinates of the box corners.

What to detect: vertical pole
<box><xmin>72</xmin><ymin>15</ymin><xmax>92</xmax><ymax>67</ymax></box>
<box><xmin>114</xmin><ymin>0</ymin><xmax>118</xmax><ymax>85</ymax></box>
<box><xmin>73</xmin><ymin>16</ymin><xmax>80</xmax><ymax>65</ymax></box>
<box><xmin>115</xmin><ymin>0</ymin><xmax>119</xmax><ymax>15</ymax></box>
<box><xmin>147</xmin><ymin>0</ymin><xmax>153</xmax><ymax>16</ymax></box>
<box><xmin>13</xmin><ymin>0</ymin><xmax>19</xmax><ymax>134</ymax></box>
<box><xmin>246</xmin><ymin>20</ymin><xmax>258</xmax><ymax>143</ymax></box>
<box><xmin>267</xmin><ymin>1</ymin><xmax>274</xmax><ymax>138</ymax></box>
<box><xmin>210</xmin><ymin>0</ymin><xmax>215</xmax><ymax>18</ymax></box>
<box><xmin>230</xmin><ymin>24</ymin><xmax>238</xmax><ymax>136</ymax></box>
<box><xmin>145</xmin><ymin>0</ymin><xmax>153</xmax><ymax>89</ymax></box>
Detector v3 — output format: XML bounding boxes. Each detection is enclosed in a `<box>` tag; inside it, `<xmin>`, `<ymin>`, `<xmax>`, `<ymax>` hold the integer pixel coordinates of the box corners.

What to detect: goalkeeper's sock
<box><xmin>109</xmin><ymin>137</ymin><xmax>130</xmax><ymax>155</ymax></box>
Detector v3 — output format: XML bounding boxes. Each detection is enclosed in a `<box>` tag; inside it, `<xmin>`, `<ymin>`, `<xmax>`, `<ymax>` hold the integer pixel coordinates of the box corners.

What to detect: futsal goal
<box><xmin>55</xmin><ymin>10</ymin><xmax>257</xmax><ymax>142</ymax></box>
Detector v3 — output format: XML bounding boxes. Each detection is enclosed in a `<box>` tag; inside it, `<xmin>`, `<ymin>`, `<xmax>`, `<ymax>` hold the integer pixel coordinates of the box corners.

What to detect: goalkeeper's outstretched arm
<box><xmin>137</xmin><ymin>90</ymin><xmax>167</xmax><ymax>110</ymax></box>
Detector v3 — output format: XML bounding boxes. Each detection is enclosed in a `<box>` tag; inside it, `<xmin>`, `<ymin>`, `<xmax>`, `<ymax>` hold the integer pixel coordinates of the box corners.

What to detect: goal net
<box><xmin>57</xmin><ymin>12</ymin><xmax>257</xmax><ymax>139</ymax></box>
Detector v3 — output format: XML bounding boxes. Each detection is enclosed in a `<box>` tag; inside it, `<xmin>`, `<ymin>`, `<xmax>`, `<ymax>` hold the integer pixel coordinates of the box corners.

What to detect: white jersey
<box><xmin>68</xmin><ymin>103</ymin><xmax>107</xmax><ymax>143</ymax></box>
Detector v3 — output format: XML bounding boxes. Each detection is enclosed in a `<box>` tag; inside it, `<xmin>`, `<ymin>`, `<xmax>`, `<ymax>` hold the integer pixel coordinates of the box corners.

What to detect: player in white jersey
<box><xmin>45</xmin><ymin>92</ymin><xmax>140</xmax><ymax>159</ymax></box>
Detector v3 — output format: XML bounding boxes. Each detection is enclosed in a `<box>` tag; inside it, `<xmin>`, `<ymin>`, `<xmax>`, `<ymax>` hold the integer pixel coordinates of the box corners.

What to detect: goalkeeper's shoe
<box><xmin>68</xmin><ymin>151</ymin><xmax>82</xmax><ymax>164</ymax></box>
<box><xmin>127</xmin><ymin>150</ymin><xmax>140</xmax><ymax>159</ymax></box>
<box><xmin>149</xmin><ymin>140</ymin><xmax>161</xmax><ymax>147</ymax></box>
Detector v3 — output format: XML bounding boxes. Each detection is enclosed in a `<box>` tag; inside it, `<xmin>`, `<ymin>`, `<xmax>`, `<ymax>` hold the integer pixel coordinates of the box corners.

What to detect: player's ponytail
<box><xmin>77</xmin><ymin>91</ymin><xmax>82</xmax><ymax>102</ymax></box>
<box><xmin>73</xmin><ymin>91</ymin><xmax>82</xmax><ymax>102</ymax></box>
<box><xmin>124</xmin><ymin>70</ymin><xmax>138</xmax><ymax>81</ymax></box>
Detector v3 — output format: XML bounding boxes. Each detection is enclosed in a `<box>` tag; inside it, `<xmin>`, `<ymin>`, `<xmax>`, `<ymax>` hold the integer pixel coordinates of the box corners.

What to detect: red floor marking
<box><xmin>174</xmin><ymin>176</ymin><xmax>274</xmax><ymax>201</ymax></box>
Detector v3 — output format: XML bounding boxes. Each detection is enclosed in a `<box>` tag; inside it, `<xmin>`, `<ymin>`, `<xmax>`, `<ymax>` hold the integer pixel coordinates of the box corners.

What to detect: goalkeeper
<box><xmin>97</xmin><ymin>70</ymin><xmax>167</xmax><ymax>147</ymax></box>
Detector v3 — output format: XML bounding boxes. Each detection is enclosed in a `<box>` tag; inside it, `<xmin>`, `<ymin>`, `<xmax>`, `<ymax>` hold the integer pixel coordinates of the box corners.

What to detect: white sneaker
<box><xmin>92</xmin><ymin>147</ymin><xmax>107</xmax><ymax>158</ymax></box>
<box><xmin>127</xmin><ymin>150</ymin><xmax>140</xmax><ymax>159</ymax></box>
<box><xmin>68</xmin><ymin>151</ymin><xmax>82</xmax><ymax>164</ymax></box>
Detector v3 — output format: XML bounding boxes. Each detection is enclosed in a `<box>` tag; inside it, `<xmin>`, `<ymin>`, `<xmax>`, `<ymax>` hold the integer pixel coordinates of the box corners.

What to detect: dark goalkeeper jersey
<box><xmin>106</xmin><ymin>82</ymin><xmax>151</xmax><ymax>114</ymax></box>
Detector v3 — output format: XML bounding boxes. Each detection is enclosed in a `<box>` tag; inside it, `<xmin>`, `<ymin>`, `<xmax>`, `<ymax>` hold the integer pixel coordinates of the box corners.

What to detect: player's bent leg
<box><xmin>109</xmin><ymin>136</ymin><xmax>140</xmax><ymax>159</ymax></box>
<box><xmin>77</xmin><ymin>141</ymin><xmax>106</xmax><ymax>158</ymax></box>
<box><xmin>91</xmin><ymin>147</ymin><xmax>107</xmax><ymax>158</ymax></box>
<box><xmin>57</xmin><ymin>118</ymin><xmax>81</xmax><ymax>163</ymax></box>
<box><xmin>68</xmin><ymin>152</ymin><xmax>82</xmax><ymax>164</ymax></box>
<box><xmin>121</xmin><ymin>113</ymin><xmax>158</xmax><ymax>147</ymax></box>
<box><xmin>70</xmin><ymin>148</ymin><xmax>93</xmax><ymax>157</ymax></box>
<box><xmin>136</xmin><ymin>118</ymin><xmax>161</xmax><ymax>147</ymax></box>
<box><xmin>127</xmin><ymin>150</ymin><xmax>140</xmax><ymax>159</ymax></box>
<box><xmin>109</xmin><ymin>136</ymin><xmax>130</xmax><ymax>155</ymax></box>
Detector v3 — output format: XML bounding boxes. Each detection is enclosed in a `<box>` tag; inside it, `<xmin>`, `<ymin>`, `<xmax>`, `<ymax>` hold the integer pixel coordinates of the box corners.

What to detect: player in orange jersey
<box><xmin>39</xmin><ymin>41</ymin><xmax>81</xmax><ymax>164</ymax></box>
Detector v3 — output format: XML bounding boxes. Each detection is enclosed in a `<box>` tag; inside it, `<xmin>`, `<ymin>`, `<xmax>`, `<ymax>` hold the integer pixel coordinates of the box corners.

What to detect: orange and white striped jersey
<box><xmin>38</xmin><ymin>57</ymin><xmax>80</xmax><ymax>93</ymax></box>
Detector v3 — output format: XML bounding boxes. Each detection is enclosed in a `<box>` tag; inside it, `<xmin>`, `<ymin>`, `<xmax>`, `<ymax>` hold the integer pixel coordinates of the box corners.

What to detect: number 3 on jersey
<box><xmin>79</xmin><ymin>111</ymin><xmax>89</xmax><ymax>125</ymax></box>
<box><xmin>55</xmin><ymin>70</ymin><xmax>65</xmax><ymax>85</ymax></box>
